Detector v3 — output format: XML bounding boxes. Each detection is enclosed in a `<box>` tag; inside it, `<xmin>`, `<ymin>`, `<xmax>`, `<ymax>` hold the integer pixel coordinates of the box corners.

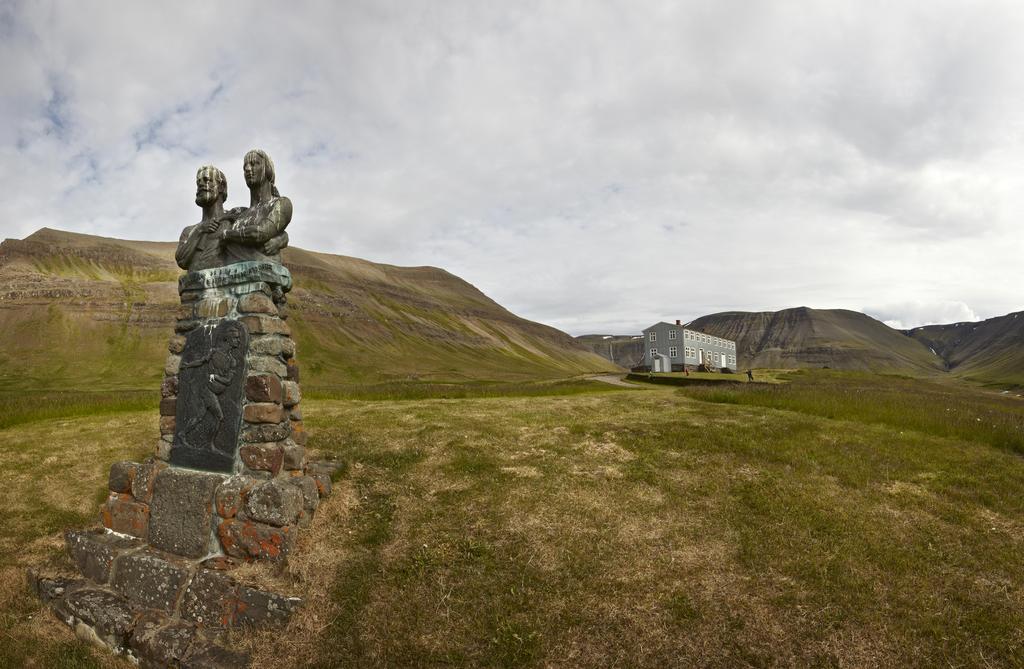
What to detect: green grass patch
<box><xmin>677</xmin><ymin>369</ymin><xmax>1024</xmax><ymax>454</ymax></box>
<box><xmin>0</xmin><ymin>389</ymin><xmax>156</xmax><ymax>430</ymax></box>
<box><xmin>4</xmin><ymin>375</ymin><xmax>1024</xmax><ymax>666</ymax></box>
<box><xmin>305</xmin><ymin>378</ymin><xmax>619</xmax><ymax>401</ymax></box>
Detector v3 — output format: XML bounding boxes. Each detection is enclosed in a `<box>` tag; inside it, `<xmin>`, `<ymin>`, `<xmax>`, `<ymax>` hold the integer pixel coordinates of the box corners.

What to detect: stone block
<box><xmin>246</xmin><ymin>354</ymin><xmax>287</xmax><ymax>377</ymax></box>
<box><xmin>217</xmin><ymin>519</ymin><xmax>294</xmax><ymax>562</ymax></box>
<box><xmin>52</xmin><ymin>587</ymin><xmax>137</xmax><ymax>652</ymax></box>
<box><xmin>175</xmin><ymin>319</ymin><xmax>200</xmax><ymax>333</ymax></box>
<box><xmin>165</xmin><ymin>354</ymin><xmax>182</xmax><ymax>376</ymax></box>
<box><xmin>245</xmin><ymin>373</ymin><xmax>282</xmax><ymax>403</ymax></box>
<box><xmin>249</xmin><ymin>334</ymin><xmax>285</xmax><ymax>356</ymax></box>
<box><xmin>243</xmin><ymin>402</ymin><xmax>286</xmax><ymax>424</ymax></box>
<box><xmin>168</xmin><ymin>334</ymin><xmax>187</xmax><ymax>354</ymax></box>
<box><xmin>215</xmin><ymin>476</ymin><xmax>256</xmax><ymax>519</ymax></box>
<box><xmin>65</xmin><ymin>529</ymin><xmax>143</xmax><ymax>584</ymax></box>
<box><xmin>282</xmin><ymin>380</ymin><xmax>301</xmax><ymax>407</ymax></box>
<box><xmin>195</xmin><ymin>296</ymin><xmax>232</xmax><ymax>319</ymax></box>
<box><xmin>201</xmin><ymin>556</ymin><xmax>243</xmax><ymax>571</ymax></box>
<box><xmin>108</xmin><ymin>461</ymin><xmax>137</xmax><ymax>493</ymax></box>
<box><xmin>159</xmin><ymin>397</ymin><xmax>176</xmax><ymax>416</ymax></box>
<box><xmin>159</xmin><ymin>415</ymin><xmax>176</xmax><ymax>436</ymax></box>
<box><xmin>237</xmin><ymin>292</ymin><xmax>276</xmax><ymax>314</ymax></box>
<box><xmin>155</xmin><ymin>439</ymin><xmax>171</xmax><ymax>462</ymax></box>
<box><xmin>179</xmin><ymin>569</ymin><xmax>238</xmax><ymax>629</ymax></box>
<box><xmin>28</xmin><ymin>571</ymin><xmax>76</xmax><ymax>602</ymax></box>
<box><xmin>286</xmin><ymin>358</ymin><xmax>299</xmax><ymax>382</ymax></box>
<box><xmin>239</xmin><ymin>443</ymin><xmax>283</xmax><ymax>475</ymax></box>
<box><xmin>306</xmin><ymin>458</ymin><xmax>346</xmax><ymax>477</ymax></box>
<box><xmin>291</xmin><ymin>421</ymin><xmax>308</xmax><ymax>446</ymax></box>
<box><xmin>241</xmin><ymin>422</ymin><xmax>290</xmax><ymax>443</ymax></box>
<box><xmin>282</xmin><ymin>441</ymin><xmax>305</xmax><ymax>471</ymax></box>
<box><xmin>149</xmin><ymin>468</ymin><xmax>222</xmax><ymax>558</ymax></box>
<box><xmin>131</xmin><ymin>460</ymin><xmax>168</xmax><ymax>503</ymax></box>
<box><xmin>289</xmin><ymin>406</ymin><xmax>303</xmax><ymax>422</ymax></box>
<box><xmin>129</xmin><ymin>610</ymin><xmax>197</xmax><ymax>668</ymax></box>
<box><xmin>290</xmin><ymin>476</ymin><xmax>320</xmax><ymax>515</ymax></box>
<box><xmin>181</xmin><ymin>640</ymin><xmax>250</xmax><ymax>669</ymax></box>
<box><xmin>111</xmin><ymin>550</ymin><xmax>190</xmax><ymax>612</ymax></box>
<box><xmin>234</xmin><ymin>586</ymin><xmax>301</xmax><ymax>628</ymax></box>
<box><xmin>311</xmin><ymin>473</ymin><xmax>332</xmax><ymax>498</ymax></box>
<box><xmin>239</xmin><ymin>314</ymin><xmax>290</xmax><ymax>336</ymax></box>
<box><xmin>280</xmin><ymin>337</ymin><xmax>296</xmax><ymax>358</ymax></box>
<box><xmin>161</xmin><ymin>375</ymin><xmax>178</xmax><ymax>398</ymax></box>
<box><xmin>245</xmin><ymin>479</ymin><xmax>302</xmax><ymax>527</ymax></box>
<box><xmin>101</xmin><ymin>493</ymin><xmax>150</xmax><ymax>539</ymax></box>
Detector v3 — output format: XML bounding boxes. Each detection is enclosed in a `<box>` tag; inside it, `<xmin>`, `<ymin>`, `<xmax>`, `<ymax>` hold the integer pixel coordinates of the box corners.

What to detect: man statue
<box><xmin>217</xmin><ymin>149</ymin><xmax>292</xmax><ymax>265</ymax></box>
<box><xmin>175</xmin><ymin>165</ymin><xmax>229</xmax><ymax>271</ymax></box>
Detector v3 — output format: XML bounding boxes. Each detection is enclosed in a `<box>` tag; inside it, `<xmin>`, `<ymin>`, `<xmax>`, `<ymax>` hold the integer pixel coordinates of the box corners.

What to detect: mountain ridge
<box><xmin>0</xmin><ymin>228</ymin><xmax>617</xmax><ymax>390</ymax></box>
<box><xmin>577</xmin><ymin>306</ymin><xmax>1022</xmax><ymax>385</ymax></box>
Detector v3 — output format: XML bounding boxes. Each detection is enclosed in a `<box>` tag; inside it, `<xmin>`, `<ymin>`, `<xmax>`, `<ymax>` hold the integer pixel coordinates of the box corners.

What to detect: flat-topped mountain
<box><xmin>0</xmin><ymin>228</ymin><xmax>616</xmax><ymax>390</ymax></box>
<box><xmin>688</xmin><ymin>307</ymin><xmax>946</xmax><ymax>374</ymax></box>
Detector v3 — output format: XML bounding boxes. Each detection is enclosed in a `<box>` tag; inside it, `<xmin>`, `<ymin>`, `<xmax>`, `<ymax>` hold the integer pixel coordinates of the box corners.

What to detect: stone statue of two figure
<box><xmin>175</xmin><ymin>149</ymin><xmax>292</xmax><ymax>272</ymax></box>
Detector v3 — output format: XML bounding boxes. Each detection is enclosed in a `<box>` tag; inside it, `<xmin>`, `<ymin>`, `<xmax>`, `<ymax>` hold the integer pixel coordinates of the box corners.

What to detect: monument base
<box><xmin>28</xmin><ymin>456</ymin><xmax>342</xmax><ymax>667</ymax></box>
<box><xmin>29</xmin><ymin>263</ymin><xmax>346</xmax><ymax>666</ymax></box>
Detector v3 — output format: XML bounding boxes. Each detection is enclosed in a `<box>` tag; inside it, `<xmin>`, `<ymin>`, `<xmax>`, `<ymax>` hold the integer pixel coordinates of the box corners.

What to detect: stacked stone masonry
<box><xmin>35</xmin><ymin>274</ymin><xmax>347</xmax><ymax>665</ymax></box>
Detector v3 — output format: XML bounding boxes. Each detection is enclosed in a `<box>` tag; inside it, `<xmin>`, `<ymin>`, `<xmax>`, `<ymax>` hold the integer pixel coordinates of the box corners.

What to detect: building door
<box><xmin>698</xmin><ymin>349</ymin><xmax>704</xmax><ymax>364</ymax></box>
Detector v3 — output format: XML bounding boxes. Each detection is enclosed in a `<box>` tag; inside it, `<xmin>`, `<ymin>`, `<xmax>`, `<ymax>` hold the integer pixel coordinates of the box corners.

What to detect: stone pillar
<box><xmin>159</xmin><ymin>260</ymin><xmax>306</xmax><ymax>478</ymax></box>
<box><xmin>98</xmin><ymin>260</ymin><xmax>326</xmax><ymax>564</ymax></box>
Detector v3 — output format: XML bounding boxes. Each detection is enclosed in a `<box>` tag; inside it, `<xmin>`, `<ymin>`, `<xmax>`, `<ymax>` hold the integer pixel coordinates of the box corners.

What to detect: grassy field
<box><xmin>677</xmin><ymin>370</ymin><xmax>1024</xmax><ymax>455</ymax></box>
<box><xmin>2</xmin><ymin>373</ymin><xmax>1023</xmax><ymax>667</ymax></box>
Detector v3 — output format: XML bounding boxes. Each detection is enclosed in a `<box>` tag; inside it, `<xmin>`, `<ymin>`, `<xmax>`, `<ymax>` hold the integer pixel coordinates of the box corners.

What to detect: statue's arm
<box><xmin>263</xmin><ymin>230</ymin><xmax>289</xmax><ymax>255</ymax></box>
<box><xmin>175</xmin><ymin>225</ymin><xmax>202</xmax><ymax>270</ymax></box>
<box><xmin>180</xmin><ymin>350</ymin><xmax>212</xmax><ymax>369</ymax></box>
<box><xmin>221</xmin><ymin>197</ymin><xmax>292</xmax><ymax>246</ymax></box>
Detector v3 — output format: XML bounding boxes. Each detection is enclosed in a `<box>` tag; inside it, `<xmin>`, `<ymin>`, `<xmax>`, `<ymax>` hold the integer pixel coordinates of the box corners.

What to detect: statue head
<box><xmin>195</xmin><ymin>165</ymin><xmax>227</xmax><ymax>207</ymax></box>
<box><xmin>243</xmin><ymin>149</ymin><xmax>280</xmax><ymax>197</ymax></box>
<box><xmin>214</xmin><ymin>321</ymin><xmax>244</xmax><ymax>350</ymax></box>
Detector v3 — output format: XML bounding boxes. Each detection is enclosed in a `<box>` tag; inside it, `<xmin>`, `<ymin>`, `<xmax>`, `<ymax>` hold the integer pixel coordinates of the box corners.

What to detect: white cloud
<box><xmin>2</xmin><ymin>0</ymin><xmax>1023</xmax><ymax>334</ymax></box>
<box><xmin>868</xmin><ymin>301</ymin><xmax>981</xmax><ymax>331</ymax></box>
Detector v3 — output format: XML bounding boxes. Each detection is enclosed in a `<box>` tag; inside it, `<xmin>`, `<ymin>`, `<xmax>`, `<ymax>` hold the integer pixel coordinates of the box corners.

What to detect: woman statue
<box><xmin>217</xmin><ymin>149</ymin><xmax>293</xmax><ymax>265</ymax></box>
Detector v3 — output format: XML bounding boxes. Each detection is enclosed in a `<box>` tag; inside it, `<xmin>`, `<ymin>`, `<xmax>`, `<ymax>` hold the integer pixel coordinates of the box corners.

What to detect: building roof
<box><xmin>641</xmin><ymin>321</ymin><xmax>736</xmax><ymax>343</ymax></box>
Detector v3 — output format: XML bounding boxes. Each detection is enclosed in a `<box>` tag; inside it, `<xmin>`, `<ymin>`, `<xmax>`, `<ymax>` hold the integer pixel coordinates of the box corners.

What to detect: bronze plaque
<box><xmin>170</xmin><ymin>320</ymin><xmax>249</xmax><ymax>472</ymax></box>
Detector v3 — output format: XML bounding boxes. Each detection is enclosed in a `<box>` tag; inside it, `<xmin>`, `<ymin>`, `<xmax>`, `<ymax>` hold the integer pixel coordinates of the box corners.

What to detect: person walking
<box><xmin>746</xmin><ymin>369</ymin><xmax>754</xmax><ymax>382</ymax></box>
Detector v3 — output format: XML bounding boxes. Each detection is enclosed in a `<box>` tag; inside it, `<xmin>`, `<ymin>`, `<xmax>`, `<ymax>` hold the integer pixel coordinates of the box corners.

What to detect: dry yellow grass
<box><xmin>3</xmin><ymin>380</ymin><xmax>1024</xmax><ymax>667</ymax></box>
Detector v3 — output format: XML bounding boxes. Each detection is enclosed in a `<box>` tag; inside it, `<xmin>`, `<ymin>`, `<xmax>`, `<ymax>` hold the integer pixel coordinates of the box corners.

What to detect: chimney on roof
<box><xmin>675</xmin><ymin>319</ymin><xmax>681</xmax><ymax>326</ymax></box>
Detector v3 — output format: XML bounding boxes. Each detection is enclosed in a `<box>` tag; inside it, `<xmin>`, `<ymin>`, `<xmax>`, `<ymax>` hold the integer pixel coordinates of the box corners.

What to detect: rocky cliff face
<box><xmin>574</xmin><ymin>335</ymin><xmax>641</xmax><ymax>368</ymax></box>
<box><xmin>0</xmin><ymin>228</ymin><xmax>615</xmax><ymax>390</ymax></box>
<box><xmin>908</xmin><ymin>312</ymin><xmax>1024</xmax><ymax>385</ymax></box>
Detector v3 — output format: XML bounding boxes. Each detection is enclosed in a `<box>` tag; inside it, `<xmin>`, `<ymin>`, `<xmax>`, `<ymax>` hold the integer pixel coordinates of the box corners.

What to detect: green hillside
<box><xmin>0</xmin><ymin>228</ymin><xmax>615</xmax><ymax>391</ymax></box>
<box><xmin>908</xmin><ymin>312</ymin><xmax>1024</xmax><ymax>387</ymax></box>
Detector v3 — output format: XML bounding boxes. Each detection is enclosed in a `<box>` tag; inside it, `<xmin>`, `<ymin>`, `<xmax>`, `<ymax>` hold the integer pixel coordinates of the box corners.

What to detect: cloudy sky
<box><xmin>2</xmin><ymin>1</ymin><xmax>1023</xmax><ymax>334</ymax></box>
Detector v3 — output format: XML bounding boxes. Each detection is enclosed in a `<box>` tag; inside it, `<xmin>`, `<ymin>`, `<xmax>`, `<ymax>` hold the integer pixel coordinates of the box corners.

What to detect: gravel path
<box><xmin>588</xmin><ymin>374</ymin><xmax>644</xmax><ymax>388</ymax></box>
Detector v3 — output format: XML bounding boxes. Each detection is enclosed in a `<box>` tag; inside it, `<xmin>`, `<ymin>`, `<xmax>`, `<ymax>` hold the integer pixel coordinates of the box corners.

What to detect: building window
<box><xmin>669</xmin><ymin>346</ymin><xmax>678</xmax><ymax>358</ymax></box>
<box><xmin>669</xmin><ymin>330</ymin><xmax>677</xmax><ymax>340</ymax></box>
<box><xmin>649</xmin><ymin>332</ymin><xmax>656</xmax><ymax>342</ymax></box>
<box><xmin>649</xmin><ymin>348</ymin><xmax>658</xmax><ymax>357</ymax></box>
<box><xmin>714</xmin><ymin>352</ymin><xmax>720</xmax><ymax>364</ymax></box>
<box><xmin>729</xmin><ymin>355</ymin><xmax>736</xmax><ymax>364</ymax></box>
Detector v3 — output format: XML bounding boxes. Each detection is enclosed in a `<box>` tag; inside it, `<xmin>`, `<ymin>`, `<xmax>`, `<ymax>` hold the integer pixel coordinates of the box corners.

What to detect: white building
<box><xmin>642</xmin><ymin>320</ymin><xmax>737</xmax><ymax>372</ymax></box>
